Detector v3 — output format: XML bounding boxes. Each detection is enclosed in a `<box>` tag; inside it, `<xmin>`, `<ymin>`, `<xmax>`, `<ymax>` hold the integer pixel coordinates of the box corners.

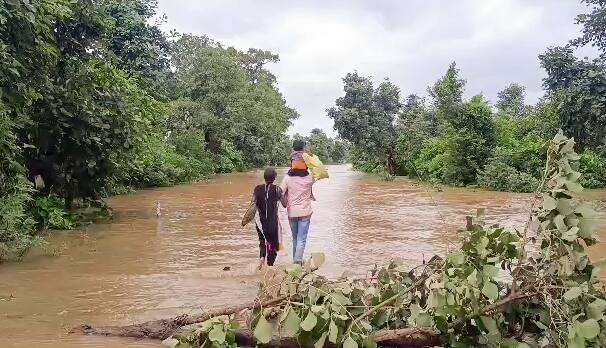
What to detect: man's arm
<box><xmin>279</xmin><ymin>176</ymin><xmax>288</xmax><ymax>208</ymax></box>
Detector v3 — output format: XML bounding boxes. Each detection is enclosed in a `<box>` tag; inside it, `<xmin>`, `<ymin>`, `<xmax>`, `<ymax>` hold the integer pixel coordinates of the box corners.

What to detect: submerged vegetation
<box><xmin>329</xmin><ymin>0</ymin><xmax>606</xmax><ymax>192</ymax></box>
<box><xmin>148</xmin><ymin>132</ymin><xmax>606</xmax><ymax>347</ymax></box>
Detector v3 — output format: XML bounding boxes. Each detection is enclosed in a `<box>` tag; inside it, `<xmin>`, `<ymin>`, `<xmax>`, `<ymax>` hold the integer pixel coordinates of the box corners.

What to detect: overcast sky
<box><xmin>156</xmin><ymin>0</ymin><xmax>588</xmax><ymax>137</ymax></box>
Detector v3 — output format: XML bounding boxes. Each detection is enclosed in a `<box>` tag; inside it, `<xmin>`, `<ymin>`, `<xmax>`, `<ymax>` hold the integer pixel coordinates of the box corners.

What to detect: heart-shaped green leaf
<box><xmin>300</xmin><ymin>311</ymin><xmax>318</xmax><ymax>331</ymax></box>
<box><xmin>563</xmin><ymin>287</ymin><xmax>582</xmax><ymax>302</ymax></box>
<box><xmin>282</xmin><ymin>309</ymin><xmax>301</xmax><ymax>337</ymax></box>
<box><xmin>343</xmin><ymin>336</ymin><xmax>358</xmax><ymax>348</ymax></box>
<box><xmin>208</xmin><ymin>325</ymin><xmax>226</xmax><ymax>344</ymax></box>
<box><xmin>578</xmin><ymin>319</ymin><xmax>600</xmax><ymax>339</ymax></box>
<box><xmin>254</xmin><ymin>315</ymin><xmax>273</xmax><ymax>344</ymax></box>
<box><xmin>482</xmin><ymin>282</ymin><xmax>499</xmax><ymax>300</ymax></box>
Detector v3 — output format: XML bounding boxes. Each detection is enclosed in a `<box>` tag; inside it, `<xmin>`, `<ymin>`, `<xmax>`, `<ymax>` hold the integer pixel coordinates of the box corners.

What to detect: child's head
<box><xmin>293</xmin><ymin>139</ymin><xmax>305</xmax><ymax>152</ymax></box>
<box><xmin>264</xmin><ymin>167</ymin><xmax>277</xmax><ymax>184</ymax></box>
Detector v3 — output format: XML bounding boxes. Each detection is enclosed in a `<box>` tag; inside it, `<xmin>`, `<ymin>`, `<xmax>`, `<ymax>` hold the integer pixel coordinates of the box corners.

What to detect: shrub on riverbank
<box><xmin>0</xmin><ymin>107</ymin><xmax>38</xmax><ymax>262</ymax></box>
<box><xmin>477</xmin><ymin>158</ymin><xmax>540</xmax><ymax>193</ymax></box>
<box><xmin>579</xmin><ymin>149</ymin><xmax>606</xmax><ymax>189</ymax></box>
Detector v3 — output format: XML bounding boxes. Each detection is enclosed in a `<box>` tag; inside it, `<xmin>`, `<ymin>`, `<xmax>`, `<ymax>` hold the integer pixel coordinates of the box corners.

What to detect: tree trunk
<box><xmin>70</xmin><ymin>300</ymin><xmax>441</xmax><ymax>347</ymax></box>
<box><xmin>231</xmin><ymin>327</ymin><xmax>440</xmax><ymax>348</ymax></box>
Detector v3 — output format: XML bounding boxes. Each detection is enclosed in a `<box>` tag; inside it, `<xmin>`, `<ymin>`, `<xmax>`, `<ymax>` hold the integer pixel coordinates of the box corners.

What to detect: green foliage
<box><xmin>530</xmin><ymin>130</ymin><xmax>604</xmax><ymax>346</ymax></box>
<box><xmin>440</xmin><ymin>95</ymin><xmax>495</xmax><ymax>185</ymax></box>
<box><xmin>24</xmin><ymin>60</ymin><xmax>163</xmax><ymax>204</ymax></box>
<box><xmin>477</xmin><ymin>157</ymin><xmax>540</xmax><ymax>193</ymax></box>
<box><xmin>571</xmin><ymin>0</ymin><xmax>606</xmax><ymax>58</ymax></box>
<box><xmin>328</xmin><ymin>73</ymin><xmax>400</xmax><ymax>174</ymax></box>
<box><xmin>131</xmin><ymin>137</ymin><xmax>213</xmax><ymax>188</ymax></box>
<box><xmin>0</xmin><ymin>103</ymin><xmax>38</xmax><ymax>262</ymax></box>
<box><xmin>329</xmin><ymin>139</ymin><xmax>349</xmax><ymax>164</ymax></box>
<box><xmin>307</xmin><ymin>128</ymin><xmax>332</xmax><ymax>163</ymax></box>
<box><xmin>104</xmin><ymin>0</ymin><xmax>175</xmax><ymax>99</ymax></box>
<box><xmin>163</xmin><ymin>319</ymin><xmax>239</xmax><ymax>348</ymax></box>
<box><xmin>579</xmin><ymin>149</ymin><xmax>606</xmax><ymax>188</ymax></box>
<box><xmin>428</xmin><ymin>62</ymin><xmax>466</xmax><ymax>123</ymax></box>
<box><xmin>492</xmin><ymin>115</ymin><xmax>548</xmax><ymax>176</ymax></box>
<box><xmin>539</xmin><ymin>47</ymin><xmax>606</xmax><ymax>149</ymax></box>
<box><xmin>395</xmin><ymin>94</ymin><xmax>435</xmax><ymax>176</ymax></box>
<box><xmin>496</xmin><ymin>83</ymin><xmax>526</xmax><ymax>117</ymax></box>
<box><xmin>412</xmin><ymin>137</ymin><xmax>448</xmax><ymax>180</ymax></box>
<box><xmin>338</xmin><ymin>65</ymin><xmax>500</xmax><ymax>186</ymax></box>
<box><xmin>173</xmin><ymin>36</ymin><xmax>296</xmax><ymax>170</ymax></box>
<box><xmin>334</xmin><ymin>0</ymin><xmax>606</xmax><ymax>192</ymax></box>
<box><xmin>30</xmin><ymin>195</ymin><xmax>77</xmax><ymax>230</ymax></box>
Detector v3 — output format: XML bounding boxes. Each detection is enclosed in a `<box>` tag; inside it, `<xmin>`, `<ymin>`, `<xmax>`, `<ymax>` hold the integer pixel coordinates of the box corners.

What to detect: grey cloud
<box><xmin>157</xmin><ymin>0</ymin><xmax>588</xmax><ymax>136</ymax></box>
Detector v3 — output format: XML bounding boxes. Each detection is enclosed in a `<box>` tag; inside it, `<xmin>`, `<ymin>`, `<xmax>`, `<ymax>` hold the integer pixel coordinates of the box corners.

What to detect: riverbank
<box><xmin>1</xmin><ymin>165</ymin><xmax>605</xmax><ymax>347</ymax></box>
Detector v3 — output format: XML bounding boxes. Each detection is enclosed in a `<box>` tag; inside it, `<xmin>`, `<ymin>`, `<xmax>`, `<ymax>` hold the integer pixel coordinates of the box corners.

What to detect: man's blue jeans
<box><xmin>289</xmin><ymin>217</ymin><xmax>311</xmax><ymax>263</ymax></box>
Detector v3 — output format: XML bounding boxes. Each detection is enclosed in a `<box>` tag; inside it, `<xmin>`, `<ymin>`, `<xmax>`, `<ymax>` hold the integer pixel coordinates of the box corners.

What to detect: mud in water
<box><xmin>1</xmin><ymin>165</ymin><xmax>605</xmax><ymax>347</ymax></box>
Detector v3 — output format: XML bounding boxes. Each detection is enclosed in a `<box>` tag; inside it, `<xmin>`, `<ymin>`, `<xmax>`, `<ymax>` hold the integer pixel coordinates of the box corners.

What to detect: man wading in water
<box><xmin>280</xmin><ymin>140</ymin><xmax>315</xmax><ymax>264</ymax></box>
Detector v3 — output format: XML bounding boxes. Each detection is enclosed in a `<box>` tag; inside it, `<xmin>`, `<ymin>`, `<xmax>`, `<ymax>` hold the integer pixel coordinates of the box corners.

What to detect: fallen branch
<box><xmin>70</xmin><ymin>296</ymin><xmax>287</xmax><ymax>340</ymax></box>
<box><xmin>450</xmin><ymin>286</ymin><xmax>543</xmax><ymax>329</ymax></box>
<box><xmin>229</xmin><ymin>327</ymin><xmax>440</xmax><ymax>348</ymax></box>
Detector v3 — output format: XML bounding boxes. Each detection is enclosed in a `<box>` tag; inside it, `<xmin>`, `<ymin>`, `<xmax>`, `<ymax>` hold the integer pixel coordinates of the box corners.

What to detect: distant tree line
<box><xmin>329</xmin><ymin>0</ymin><xmax>606</xmax><ymax>190</ymax></box>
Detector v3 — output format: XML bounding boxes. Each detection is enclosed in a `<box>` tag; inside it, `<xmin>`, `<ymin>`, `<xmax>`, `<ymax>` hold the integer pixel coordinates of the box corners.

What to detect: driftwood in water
<box><xmin>70</xmin><ymin>296</ymin><xmax>287</xmax><ymax>340</ymax></box>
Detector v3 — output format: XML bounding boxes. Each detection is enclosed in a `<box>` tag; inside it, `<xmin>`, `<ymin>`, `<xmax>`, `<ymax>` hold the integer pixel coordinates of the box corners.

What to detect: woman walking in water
<box><xmin>252</xmin><ymin>168</ymin><xmax>283</xmax><ymax>269</ymax></box>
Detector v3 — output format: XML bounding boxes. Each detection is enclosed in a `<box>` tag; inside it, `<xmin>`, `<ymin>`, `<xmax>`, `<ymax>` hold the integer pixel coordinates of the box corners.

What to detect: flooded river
<box><xmin>1</xmin><ymin>165</ymin><xmax>605</xmax><ymax>347</ymax></box>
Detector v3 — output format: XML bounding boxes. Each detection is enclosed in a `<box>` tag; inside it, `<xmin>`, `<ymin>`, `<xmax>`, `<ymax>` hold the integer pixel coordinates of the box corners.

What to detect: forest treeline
<box><xmin>0</xmin><ymin>0</ymin><xmax>349</xmax><ymax>261</ymax></box>
<box><xmin>329</xmin><ymin>0</ymin><xmax>606</xmax><ymax>192</ymax></box>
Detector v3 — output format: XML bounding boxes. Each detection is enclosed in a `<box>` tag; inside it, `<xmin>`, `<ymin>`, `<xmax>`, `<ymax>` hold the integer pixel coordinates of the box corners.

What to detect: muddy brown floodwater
<box><xmin>1</xmin><ymin>165</ymin><xmax>605</xmax><ymax>347</ymax></box>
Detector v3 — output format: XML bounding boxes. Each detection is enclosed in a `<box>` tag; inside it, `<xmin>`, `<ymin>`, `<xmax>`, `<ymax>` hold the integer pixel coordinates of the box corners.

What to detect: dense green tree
<box><xmin>571</xmin><ymin>0</ymin><xmax>606</xmax><ymax>58</ymax></box>
<box><xmin>25</xmin><ymin>60</ymin><xmax>164</xmax><ymax>204</ymax></box>
<box><xmin>441</xmin><ymin>95</ymin><xmax>495</xmax><ymax>185</ymax></box>
<box><xmin>1</xmin><ymin>0</ymin><xmax>153</xmax><ymax>206</ymax></box>
<box><xmin>395</xmin><ymin>94</ymin><xmax>435</xmax><ymax>175</ymax></box>
<box><xmin>539</xmin><ymin>0</ymin><xmax>606</xmax><ymax>150</ymax></box>
<box><xmin>328</xmin><ymin>73</ymin><xmax>401</xmax><ymax>173</ymax></box>
<box><xmin>329</xmin><ymin>139</ymin><xmax>349</xmax><ymax>164</ymax></box>
<box><xmin>496</xmin><ymin>83</ymin><xmax>526</xmax><ymax>117</ymax></box>
<box><xmin>307</xmin><ymin>128</ymin><xmax>332</xmax><ymax>163</ymax></box>
<box><xmin>104</xmin><ymin>0</ymin><xmax>175</xmax><ymax>99</ymax></box>
<box><xmin>539</xmin><ymin>47</ymin><xmax>606</xmax><ymax>149</ymax></box>
<box><xmin>428</xmin><ymin>62</ymin><xmax>466</xmax><ymax>124</ymax></box>
<box><xmin>267</xmin><ymin>134</ymin><xmax>293</xmax><ymax>166</ymax></box>
<box><xmin>171</xmin><ymin>35</ymin><xmax>297</xmax><ymax>169</ymax></box>
<box><xmin>327</xmin><ymin>0</ymin><xmax>606</xmax><ymax>193</ymax></box>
